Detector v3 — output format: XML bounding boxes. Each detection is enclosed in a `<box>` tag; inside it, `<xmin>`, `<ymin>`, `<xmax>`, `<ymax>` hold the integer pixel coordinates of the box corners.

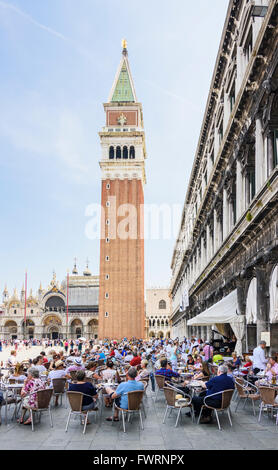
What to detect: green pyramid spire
<box><xmin>111</xmin><ymin>59</ymin><xmax>135</xmax><ymax>103</ymax></box>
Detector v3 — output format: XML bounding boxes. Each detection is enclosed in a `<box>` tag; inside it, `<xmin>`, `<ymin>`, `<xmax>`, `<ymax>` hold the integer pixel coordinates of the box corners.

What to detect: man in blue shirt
<box><xmin>105</xmin><ymin>367</ymin><xmax>144</xmax><ymax>421</ymax></box>
<box><xmin>190</xmin><ymin>364</ymin><xmax>234</xmax><ymax>424</ymax></box>
<box><xmin>155</xmin><ymin>358</ymin><xmax>180</xmax><ymax>382</ymax></box>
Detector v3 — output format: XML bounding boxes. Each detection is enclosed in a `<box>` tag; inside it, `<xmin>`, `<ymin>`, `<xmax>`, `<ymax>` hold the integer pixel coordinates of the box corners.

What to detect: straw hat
<box><xmin>55</xmin><ymin>360</ymin><xmax>64</xmax><ymax>368</ymax></box>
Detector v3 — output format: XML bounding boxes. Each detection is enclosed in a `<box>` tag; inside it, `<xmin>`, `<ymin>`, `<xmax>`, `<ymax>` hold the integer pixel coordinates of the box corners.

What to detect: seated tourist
<box><xmin>101</xmin><ymin>359</ymin><xmax>117</xmax><ymax>382</ymax></box>
<box><xmin>262</xmin><ymin>357</ymin><xmax>278</xmax><ymax>383</ymax></box>
<box><xmin>40</xmin><ymin>351</ymin><xmax>48</xmax><ymax>364</ymax></box>
<box><xmin>230</xmin><ymin>352</ymin><xmax>241</xmax><ymax>369</ymax></box>
<box><xmin>18</xmin><ymin>367</ymin><xmax>46</xmax><ymax>425</ymax></box>
<box><xmin>48</xmin><ymin>360</ymin><xmax>66</xmax><ymax>386</ymax></box>
<box><xmin>32</xmin><ymin>356</ymin><xmax>47</xmax><ymax>374</ymax></box>
<box><xmin>86</xmin><ymin>361</ymin><xmax>102</xmax><ymax>381</ymax></box>
<box><xmin>9</xmin><ymin>363</ymin><xmax>26</xmax><ymax>382</ymax></box>
<box><xmin>7</xmin><ymin>350</ymin><xmax>17</xmax><ymax>368</ymax></box>
<box><xmin>124</xmin><ymin>350</ymin><xmax>134</xmax><ymax>363</ymax></box>
<box><xmin>130</xmin><ymin>351</ymin><xmax>142</xmax><ymax>367</ymax></box>
<box><xmin>193</xmin><ymin>355</ymin><xmax>204</xmax><ymax>371</ymax></box>
<box><xmin>155</xmin><ymin>358</ymin><xmax>180</xmax><ymax>382</ymax></box>
<box><xmin>189</xmin><ymin>365</ymin><xmax>235</xmax><ymax>424</ymax></box>
<box><xmin>65</xmin><ymin>357</ymin><xmax>85</xmax><ymax>378</ymax></box>
<box><xmin>68</xmin><ymin>370</ymin><xmax>98</xmax><ymax>423</ymax></box>
<box><xmin>136</xmin><ymin>359</ymin><xmax>150</xmax><ymax>381</ymax></box>
<box><xmin>241</xmin><ymin>356</ymin><xmax>253</xmax><ymax>375</ymax></box>
<box><xmin>105</xmin><ymin>367</ymin><xmax>144</xmax><ymax>422</ymax></box>
<box><xmin>187</xmin><ymin>355</ymin><xmax>195</xmax><ymax>368</ymax></box>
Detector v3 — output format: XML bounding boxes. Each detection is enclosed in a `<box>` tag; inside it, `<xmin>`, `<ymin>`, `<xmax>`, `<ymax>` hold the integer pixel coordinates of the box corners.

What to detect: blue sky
<box><xmin>0</xmin><ymin>0</ymin><xmax>229</xmax><ymax>296</ymax></box>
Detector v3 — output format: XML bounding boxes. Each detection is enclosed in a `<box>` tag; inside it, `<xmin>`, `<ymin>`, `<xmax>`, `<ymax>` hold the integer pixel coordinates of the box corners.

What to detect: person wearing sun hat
<box><xmin>65</xmin><ymin>357</ymin><xmax>85</xmax><ymax>377</ymax></box>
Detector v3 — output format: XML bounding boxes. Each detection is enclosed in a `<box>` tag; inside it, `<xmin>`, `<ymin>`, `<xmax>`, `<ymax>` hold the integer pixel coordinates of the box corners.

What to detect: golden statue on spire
<box><xmin>122</xmin><ymin>38</ymin><xmax>127</xmax><ymax>50</ymax></box>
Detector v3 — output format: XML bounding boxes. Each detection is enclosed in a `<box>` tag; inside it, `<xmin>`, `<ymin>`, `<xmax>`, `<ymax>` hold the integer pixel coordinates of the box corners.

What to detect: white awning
<box><xmin>187</xmin><ymin>290</ymin><xmax>240</xmax><ymax>326</ymax></box>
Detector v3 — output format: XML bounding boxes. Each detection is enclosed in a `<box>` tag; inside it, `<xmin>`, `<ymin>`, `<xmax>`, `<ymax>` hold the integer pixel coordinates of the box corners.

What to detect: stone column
<box><xmin>255</xmin><ymin>117</ymin><xmax>265</xmax><ymax>191</ymax></box>
<box><xmin>213</xmin><ymin>209</ymin><xmax>220</xmax><ymax>253</ymax></box>
<box><xmin>236</xmin><ymin>278</ymin><xmax>246</xmax><ymax>352</ymax></box>
<box><xmin>236</xmin><ymin>159</ymin><xmax>244</xmax><ymax>221</ymax></box>
<box><xmin>223</xmin><ymin>188</ymin><xmax>229</xmax><ymax>240</ymax></box>
<box><xmin>255</xmin><ymin>266</ymin><xmax>269</xmax><ymax>345</ymax></box>
<box><xmin>267</xmin><ymin>130</ymin><xmax>274</xmax><ymax>176</ymax></box>
<box><xmin>206</xmin><ymin>224</ymin><xmax>211</xmax><ymax>263</ymax></box>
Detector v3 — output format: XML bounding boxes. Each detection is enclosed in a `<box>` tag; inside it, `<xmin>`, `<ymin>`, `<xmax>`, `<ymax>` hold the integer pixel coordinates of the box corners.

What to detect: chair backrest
<box><xmin>259</xmin><ymin>386</ymin><xmax>276</xmax><ymax>405</ymax></box>
<box><xmin>67</xmin><ymin>391</ymin><xmax>83</xmax><ymax>412</ymax></box>
<box><xmin>155</xmin><ymin>375</ymin><xmax>165</xmax><ymax>389</ymax></box>
<box><xmin>163</xmin><ymin>386</ymin><xmax>176</xmax><ymax>406</ymax></box>
<box><xmin>52</xmin><ymin>378</ymin><xmax>66</xmax><ymax>393</ymax></box>
<box><xmin>37</xmin><ymin>389</ymin><xmax>53</xmax><ymax>409</ymax></box>
<box><xmin>221</xmin><ymin>389</ymin><xmax>234</xmax><ymax>409</ymax></box>
<box><xmin>127</xmin><ymin>390</ymin><xmax>144</xmax><ymax>410</ymax></box>
<box><xmin>8</xmin><ymin>379</ymin><xmax>16</xmax><ymax>384</ymax></box>
<box><xmin>235</xmin><ymin>379</ymin><xmax>247</xmax><ymax>397</ymax></box>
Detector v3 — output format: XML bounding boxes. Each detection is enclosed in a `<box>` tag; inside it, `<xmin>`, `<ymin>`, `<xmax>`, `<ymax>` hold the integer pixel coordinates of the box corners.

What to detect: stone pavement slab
<box><xmin>0</xmin><ymin>387</ymin><xmax>278</xmax><ymax>450</ymax></box>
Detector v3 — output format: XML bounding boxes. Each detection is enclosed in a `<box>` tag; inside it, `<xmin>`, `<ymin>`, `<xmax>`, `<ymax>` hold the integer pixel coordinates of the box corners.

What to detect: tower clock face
<box><xmin>117</xmin><ymin>113</ymin><xmax>127</xmax><ymax>126</ymax></box>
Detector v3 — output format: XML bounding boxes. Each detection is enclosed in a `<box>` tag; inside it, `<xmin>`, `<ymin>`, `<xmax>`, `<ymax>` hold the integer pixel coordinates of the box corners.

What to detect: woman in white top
<box><xmin>101</xmin><ymin>360</ymin><xmax>116</xmax><ymax>382</ymax></box>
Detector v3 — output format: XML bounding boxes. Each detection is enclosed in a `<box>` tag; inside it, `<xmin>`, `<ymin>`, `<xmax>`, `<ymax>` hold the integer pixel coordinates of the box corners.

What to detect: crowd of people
<box><xmin>0</xmin><ymin>335</ymin><xmax>277</xmax><ymax>426</ymax></box>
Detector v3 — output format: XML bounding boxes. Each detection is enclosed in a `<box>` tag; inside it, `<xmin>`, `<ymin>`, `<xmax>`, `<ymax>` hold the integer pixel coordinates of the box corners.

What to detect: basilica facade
<box><xmin>0</xmin><ymin>263</ymin><xmax>99</xmax><ymax>340</ymax></box>
<box><xmin>170</xmin><ymin>0</ymin><xmax>278</xmax><ymax>354</ymax></box>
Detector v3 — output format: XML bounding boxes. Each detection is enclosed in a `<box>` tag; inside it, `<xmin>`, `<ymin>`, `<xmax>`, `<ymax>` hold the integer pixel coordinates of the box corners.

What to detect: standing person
<box><xmin>0</xmin><ymin>340</ymin><xmax>2</xmax><ymax>352</ymax></box>
<box><xmin>64</xmin><ymin>340</ymin><xmax>69</xmax><ymax>354</ymax></box>
<box><xmin>203</xmin><ymin>341</ymin><xmax>214</xmax><ymax>363</ymax></box>
<box><xmin>252</xmin><ymin>341</ymin><xmax>268</xmax><ymax>375</ymax></box>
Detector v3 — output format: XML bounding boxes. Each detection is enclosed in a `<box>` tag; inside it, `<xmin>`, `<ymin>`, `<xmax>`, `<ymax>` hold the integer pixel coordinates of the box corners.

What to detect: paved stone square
<box><xmin>0</xmin><ymin>385</ymin><xmax>278</xmax><ymax>450</ymax></box>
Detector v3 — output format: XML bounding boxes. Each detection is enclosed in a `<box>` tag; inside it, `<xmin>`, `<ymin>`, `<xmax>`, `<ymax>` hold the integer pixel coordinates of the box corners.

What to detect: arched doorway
<box><xmin>149</xmin><ymin>331</ymin><xmax>155</xmax><ymax>338</ymax></box>
<box><xmin>158</xmin><ymin>331</ymin><xmax>164</xmax><ymax>339</ymax></box>
<box><xmin>4</xmin><ymin>320</ymin><xmax>18</xmax><ymax>340</ymax></box>
<box><xmin>43</xmin><ymin>315</ymin><xmax>62</xmax><ymax>339</ymax></box>
<box><xmin>88</xmin><ymin>319</ymin><xmax>98</xmax><ymax>339</ymax></box>
<box><xmin>70</xmin><ymin>319</ymin><xmax>83</xmax><ymax>339</ymax></box>
<box><xmin>22</xmin><ymin>319</ymin><xmax>35</xmax><ymax>339</ymax></box>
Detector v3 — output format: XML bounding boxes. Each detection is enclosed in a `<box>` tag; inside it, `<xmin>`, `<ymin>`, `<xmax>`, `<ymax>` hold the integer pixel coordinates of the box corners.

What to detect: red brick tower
<box><xmin>98</xmin><ymin>40</ymin><xmax>147</xmax><ymax>340</ymax></box>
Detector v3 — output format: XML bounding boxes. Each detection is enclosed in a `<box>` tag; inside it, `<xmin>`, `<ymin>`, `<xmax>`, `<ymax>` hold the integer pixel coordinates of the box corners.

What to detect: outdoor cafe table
<box><xmin>0</xmin><ymin>382</ymin><xmax>22</xmax><ymax>425</ymax></box>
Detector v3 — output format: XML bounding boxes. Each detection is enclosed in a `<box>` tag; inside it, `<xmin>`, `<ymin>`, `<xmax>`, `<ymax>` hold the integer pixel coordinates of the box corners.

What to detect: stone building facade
<box><xmin>145</xmin><ymin>288</ymin><xmax>171</xmax><ymax>339</ymax></box>
<box><xmin>170</xmin><ymin>0</ymin><xmax>278</xmax><ymax>354</ymax></box>
<box><xmin>0</xmin><ymin>264</ymin><xmax>99</xmax><ymax>340</ymax></box>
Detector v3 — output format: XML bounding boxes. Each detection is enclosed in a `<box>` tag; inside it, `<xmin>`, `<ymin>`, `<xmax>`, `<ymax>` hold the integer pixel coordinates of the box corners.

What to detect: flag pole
<box><xmin>24</xmin><ymin>270</ymin><xmax>27</xmax><ymax>340</ymax></box>
<box><xmin>66</xmin><ymin>270</ymin><xmax>69</xmax><ymax>340</ymax></box>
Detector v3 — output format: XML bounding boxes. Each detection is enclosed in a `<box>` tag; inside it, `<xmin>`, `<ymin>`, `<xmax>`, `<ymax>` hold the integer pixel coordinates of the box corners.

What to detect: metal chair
<box><xmin>52</xmin><ymin>378</ymin><xmax>67</xmax><ymax>407</ymax></box>
<box><xmin>258</xmin><ymin>386</ymin><xmax>278</xmax><ymax>425</ymax></box>
<box><xmin>197</xmin><ymin>389</ymin><xmax>234</xmax><ymax>430</ymax></box>
<box><xmin>154</xmin><ymin>375</ymin><xmax>166</xmax><ymax>401</ymax></box>
<box><xmin>163</xmin><ymin>386</ymin><xmax>193</xmax><ymax>427</ymax></box>
<box><xmin>28</xmin><ymin>388</ymin><xmax>54</xmax><ymax>432</ymax></box>
<box><xmin>65</xmin><ymin>391</ymin><xmax>98</xmax><ymax>434</ymax></box>
<box><xmin>235</xmin><ymin>378</ymin><xmax>259</xmax><ymax>415</ymax></box>
<box><xmin>113</xmin><ymin>390</ymin><xmax>144</xmax><ymax>433</ymax></box>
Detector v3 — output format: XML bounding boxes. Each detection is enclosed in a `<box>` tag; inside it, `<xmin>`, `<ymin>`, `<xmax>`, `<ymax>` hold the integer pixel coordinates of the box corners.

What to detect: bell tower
<box><xmin>98</xmin><ymin>40</ymin><xmax>147</xmax><ymax>340</ymax></box>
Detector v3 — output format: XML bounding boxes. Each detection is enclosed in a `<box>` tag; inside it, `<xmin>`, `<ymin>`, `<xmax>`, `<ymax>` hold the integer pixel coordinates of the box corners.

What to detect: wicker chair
<box><xmin>163</xmin><ymin>386</ymin><xmax>193</xmax><ymax>427</ymax></box>
<box><xmin>155</xmin><ymin>375</ymin><xmax>166</xmax><ymax>401</ymax></box>
<box><xmin>28</xmin><ymin>388</ymin><xmax>54</xmax><ymax>432</ymax></box>
<box><xmin>258</xmin><ymin>386</ymin><xmax>278</xmax><ymax>425</ymax></box>
<box><xmin>235</xmin><ymin>378</ymin><xmax>260</xmax><ymax>415</ymax></box>
<box><xmin>52</xmin><ymin>378</ymin><xmax>67</xmax><ymax>406</ymax></box>
<box><xmin>65</xmin><ymin>391</ymin><xmax>98</xmax><ymax>434</ymax></box>
<box><xmin>113</xmin><ymin>390</ymin><xmax>144</xmax><ymax>433</ymax></box>
<box><xmin>197</xmin><ymin>389</ymin><xmax>234</xmax><ymax>430</ymax></box>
